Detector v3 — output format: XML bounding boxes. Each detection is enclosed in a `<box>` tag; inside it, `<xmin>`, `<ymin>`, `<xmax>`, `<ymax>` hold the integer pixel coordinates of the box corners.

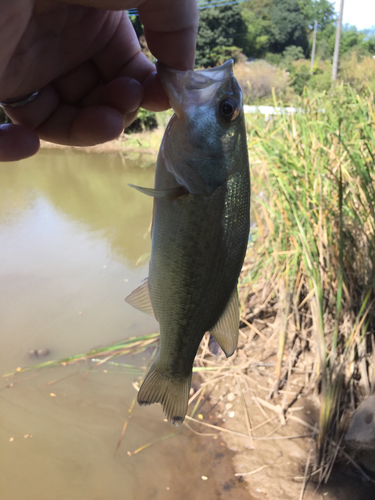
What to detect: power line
<box><xmin>197</xmin><ymin>0</ymin><xmax>249</xmax><ymax>8</ymax></box>
<box><xmin>199</xmin><ymin>0</ymin><xmax>249</xmax><ymax>10</ymax></box>
<box><xmin>127</xmin><ymin>0</ymin><xmax>250</xmax><ymax>16</ymax></box>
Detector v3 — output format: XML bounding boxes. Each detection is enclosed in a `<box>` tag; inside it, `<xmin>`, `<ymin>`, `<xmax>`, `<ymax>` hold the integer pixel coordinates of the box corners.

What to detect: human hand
<box><xmin>0</xmin><ymin>0</ymin><xmax>198</xmax><ymax>161</ymax></box>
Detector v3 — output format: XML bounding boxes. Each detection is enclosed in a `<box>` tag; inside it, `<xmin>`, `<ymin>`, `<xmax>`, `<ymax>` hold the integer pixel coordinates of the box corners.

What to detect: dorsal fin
<box><xmin>209</xmin><ymin>288</ymin><xmax>239</xmax><ymax>357</ymax></box>
<box><xmin>125</xmin><ymin>279</ymin><xmax>155</xmax><ymax>317</ymax></box>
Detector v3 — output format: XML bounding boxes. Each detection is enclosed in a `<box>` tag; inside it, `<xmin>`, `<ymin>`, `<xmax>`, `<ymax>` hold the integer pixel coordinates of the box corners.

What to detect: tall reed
<box><xmin>245</xmin><ymin>85</ymin><xmax>375</xmax><ymax>470</ymax></box>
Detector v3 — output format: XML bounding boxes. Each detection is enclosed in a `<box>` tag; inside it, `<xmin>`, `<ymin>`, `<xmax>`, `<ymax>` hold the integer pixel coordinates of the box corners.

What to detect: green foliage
<box><xmin>308</xmin><ymin>61</ymin><xmax>332</xmax><ymax>91</ymax></box>
<box><xmin>129</xmin><ymin>15</ymin><xmax>143</xmax><ymax>38</ymax></box>
<box><xmin>126</xmin><ymin>109</ymin><xmax>158</xmax><ymax>133</ymax></box>
<box><xmin>269</xmin><ymin>0</ymin><xmax>309</xmax><ymax>54</ymax></box>
<box><xmin>283</xmin><ymin>45</ymin><xmax>305</xmax><ymax>61</ymax></box>
<box><xmin>264</xmin><ymin>52</ymin><xmax>283</xmax><ymax>66</ymax></box>
<box><xmin>290</xmin><ymin>64</ymin><xmax>311</xmax><ymax>94</ymax></box>
<box><xmin>196</xmin><ymin>2</ymin><xmax>245</xmax><ymax>68</ymax></box>
<box><xmin>210</xmin><ymin>46</ymin><xmax>246</xmax><ymax>66</ymax></box>
<box><xmin>314</xmin><ymin>24</ymin><xmax>336</xmax><ymax>60</ymax></box>
<box><xmin>340</xmin><ymin>24</ymin><xmax>375</xmax><ymax>56</ymax></box>
<box><xmin>238</xmin><ymin>0</ymin><xmax>273</xmax><ymax>57</ymax></box>
<box><xmin>313</xmin><ymin>24</ymin><xmax>375</xmax><ymax>61</ymax></box>
<box><xmin>299</xmin><ymin>0</ymin><xmax>336</xmax><ymax>30</ymax></box>
<box><xmin>239</xmin><ymin>0</ymin><xmax>337</xmax><ymax>59</ymax></box>
<box><xmin>0</xmin><ymin>107</ymin><xmax>7</xmax><ymax>124</ymax></box>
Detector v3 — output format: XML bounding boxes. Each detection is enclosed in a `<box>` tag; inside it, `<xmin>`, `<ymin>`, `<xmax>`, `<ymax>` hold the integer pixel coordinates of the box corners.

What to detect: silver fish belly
<box><xmin>126</xmin><ymin>60</ymin><xmax>250</xmax><ymax>425</ymax></box>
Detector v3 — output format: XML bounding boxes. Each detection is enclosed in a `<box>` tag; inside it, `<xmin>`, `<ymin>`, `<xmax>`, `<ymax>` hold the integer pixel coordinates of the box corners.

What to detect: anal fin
<box><xmin>138</xmin><ymin>361</ymin><xmax>191</xmax><ymax>426</ymax></box>
<box><xmin>209</xmin><ymin>287</ymin><xmax>239</xmax><ymax>358</ymax></box>
<box><xmin>125</xmin><ymin>278</ymin><xmax>155</xmax><ymax>317</ymax></box>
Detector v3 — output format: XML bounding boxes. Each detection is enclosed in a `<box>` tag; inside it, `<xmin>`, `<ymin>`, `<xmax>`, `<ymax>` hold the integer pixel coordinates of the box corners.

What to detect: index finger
<box><xmin>137</xmin><ymin>0</ymin><xmax>198</xmax><ymax>110</ymax></box>
<box><xmin>138</xmin><ymin>0</ymin><xmax>198</xmax><ymax>71</ymax></box>
<box><xmin>60</xmin><ymin>0</ymin><xmax>198</xmax><ymax>70</ymax></box>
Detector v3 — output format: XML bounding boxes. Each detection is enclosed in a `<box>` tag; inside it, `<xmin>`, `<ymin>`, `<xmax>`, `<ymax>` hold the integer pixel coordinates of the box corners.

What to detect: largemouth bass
<box><xmin>126</xmin><ymin>60</ymin><xmax>250</xmax><ymax>426</ymax></box>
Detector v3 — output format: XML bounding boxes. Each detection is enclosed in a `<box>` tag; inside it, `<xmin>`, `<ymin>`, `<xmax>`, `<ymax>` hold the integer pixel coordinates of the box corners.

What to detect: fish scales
<box><xmin>126</xmin><ymin>59</ymin><xmax>250</xmax><ymax>425</ymax></box>
<box><xmin>150</xmin><ymin>174</ymin><xmax>249</xmax><ymax>373</ymax></box>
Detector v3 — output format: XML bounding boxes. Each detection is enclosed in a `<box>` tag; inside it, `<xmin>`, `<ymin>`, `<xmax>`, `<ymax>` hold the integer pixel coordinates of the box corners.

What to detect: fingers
<box><xmin>0</xmin><ymin>123</ymin><xmax>39</xmax><ymax>162</ymax></box>
<box><xmin>51</xmin><ymin>61</ymin><xmax>102</xmax><ymax>105</ymax></box>
<box><xmin>0</xmin><ymin>0</ymin><xmax>198</xmax><ymax>159</ymax></box>
<box><xmin>5</xmin><ymin>76</ymin><xmax>144</xmax><ymax>146</ymax></box>
<box><xmin>91</xmin><ymin>12</ymin><xmax>168</xmax><ymax>111</ymax></box>
<box><xmin>101</xmin><ymin>77</ymin><xmax>143</xmax><ymax>115</ymax></box>
<box><xmin>92</xmin><ymin>12</ymin><xmax>151</xmax><ymax>82</ymax></box>
<box><xmin>36</xmin><ymin>105</ymin><xmax>125</xmax><ymax>146</ymax></box>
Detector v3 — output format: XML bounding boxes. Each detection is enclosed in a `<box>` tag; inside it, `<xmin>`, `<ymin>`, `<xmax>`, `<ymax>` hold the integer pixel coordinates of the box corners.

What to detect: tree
<box><xmin>340</xmin><ymin>25</ymin><xmax>375</xmax><ymax>56</ymax></box>
<box><xmin>238</xmin><ymin>0</ymin><xmax>273</xmax><ymax>58</ymax></box>
<box><xmin>196</xmin><ymin>2</ymin><xmax>245</xmax><ymax>67</ymax></box>
<box><xmin>364</xmin><ymin>29</ymin><xmax>375</xmax><ymax>54</ymax></box>
<box><xmin>299</xmin><ymin>0</ymin><xmax>336</xmax><ymax>31</ymax></box>
<box><xmin>269</xmin><ymin>0</ymin><xmax>309</xmax><ymax>55</ymax></box>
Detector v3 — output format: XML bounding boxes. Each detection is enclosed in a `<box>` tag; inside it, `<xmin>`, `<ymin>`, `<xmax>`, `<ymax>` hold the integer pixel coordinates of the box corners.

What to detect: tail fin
<box><xmin>137</xmin><ymin>364</ymin><xmax>191</xmax><ymax>426</ymax></box>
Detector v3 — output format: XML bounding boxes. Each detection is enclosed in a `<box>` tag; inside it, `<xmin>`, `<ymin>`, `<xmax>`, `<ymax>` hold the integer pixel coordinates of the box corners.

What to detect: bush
<box><xmin>290</xmin><ymin>65</ymin><xmax>311</xmax><ymax>95</ymax></box>
<box><xmin>210</xmin><ymin>46</ymin><xmax>246</xmax><ymax>66</ymax></box>
<box><xmin>282</xmin><ymin>44</ymin><xmax>305</xmax><ymax>62</ymax></box>
<box><xmin>264</xmin><ymin>52</ymin><xmax>283</xmax><ymax>66</ymax></box>
<box><xmin>287</xmin><ymin>59</ymin><xmax>333</xmax><ymax>94</ymax></box>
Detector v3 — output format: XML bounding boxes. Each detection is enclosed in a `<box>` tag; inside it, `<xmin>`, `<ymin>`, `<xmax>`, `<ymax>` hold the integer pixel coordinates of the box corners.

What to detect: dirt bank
<box><xmin>40</xmin><ymin>130</ymin><xmax>163</xmax><ymax>158</ymax></box>
<box><xmin>191</xmin><ymin>296</ymin><xmax>375</xmax><ymax>500</ymax></box>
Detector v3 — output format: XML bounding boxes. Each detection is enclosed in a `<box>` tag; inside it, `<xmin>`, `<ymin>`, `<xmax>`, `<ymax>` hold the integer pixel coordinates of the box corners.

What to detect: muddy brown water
<box><xmin>0</xmin><ymin>149</ymin><xmax>251</xmax><ymax>500</ymax></box>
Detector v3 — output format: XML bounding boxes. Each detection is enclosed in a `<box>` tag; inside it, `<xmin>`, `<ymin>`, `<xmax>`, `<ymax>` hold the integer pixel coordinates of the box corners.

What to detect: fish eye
<box><xmin>219</xmin><ymin>98</ymin><xmax>240</xmax><ymax>122</ymax></box>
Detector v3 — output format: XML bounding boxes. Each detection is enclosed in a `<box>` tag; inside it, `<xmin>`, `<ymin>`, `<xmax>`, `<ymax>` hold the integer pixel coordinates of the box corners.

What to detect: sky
<box><xmin>334</xmin><ymin>0</ymin><xmax>375</xmax><ymax>30</ymax></box>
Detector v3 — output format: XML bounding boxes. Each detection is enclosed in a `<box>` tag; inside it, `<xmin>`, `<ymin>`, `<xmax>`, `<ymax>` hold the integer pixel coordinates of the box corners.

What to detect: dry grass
<box><xmin>340</xmin><ymin>51</ymin><xmax>375</xmax><ymax>94</ymax></box>
<box><xmin>234</xmin><ymin>61</ymin><xmax>291</xmax><ymax>103</ymax></box>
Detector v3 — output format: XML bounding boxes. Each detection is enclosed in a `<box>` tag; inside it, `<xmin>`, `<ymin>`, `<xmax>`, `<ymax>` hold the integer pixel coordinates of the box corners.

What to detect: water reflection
<box><xmin>0</xmin><ymin>149</ymin><xmax>249</xmax><ymax>500</ymax></box>
<box><xmin>0</xmin><ymin>149</ymin><xmax>155</xmax><ymax>266</ymax></box>
<box><xmin>0</xmin><ymin>149</ymin><xmax>157</xmax><ymax>372</ymax></box>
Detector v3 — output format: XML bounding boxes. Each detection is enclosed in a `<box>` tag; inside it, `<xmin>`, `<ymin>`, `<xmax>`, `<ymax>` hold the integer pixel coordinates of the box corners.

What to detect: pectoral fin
<box><xmin>209</xmin><ymin>288</ymin><xmax>239</xmax><ymax>357</ymax></box>
<box><xmin>125</xmin><ymin>279</ymin><xmax>155</xmax><ymax>317</ymax></box>
<box><xmin>129</xmin><ymin>184</ymin><xmax>185</xmax><ymax>198</ymax></box>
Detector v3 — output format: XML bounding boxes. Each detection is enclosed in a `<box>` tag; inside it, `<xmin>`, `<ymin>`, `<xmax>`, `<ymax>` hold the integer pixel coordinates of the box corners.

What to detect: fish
<box><xmin>126</xmin><ymin>59</ymin><xmax>250</xmax><ymax>426</ymax></box>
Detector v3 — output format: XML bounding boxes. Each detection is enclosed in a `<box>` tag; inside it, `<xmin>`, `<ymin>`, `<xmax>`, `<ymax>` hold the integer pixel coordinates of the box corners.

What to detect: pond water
<box><xmin>0</xmin><ymin>149</ymin><xmax>250</xmax><ymax>500</ymax></box>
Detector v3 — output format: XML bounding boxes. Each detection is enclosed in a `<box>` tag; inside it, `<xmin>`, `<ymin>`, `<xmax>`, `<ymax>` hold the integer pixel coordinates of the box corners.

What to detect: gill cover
<box><xmin>157</xmin><ymin>60</ymin><xmax>243</xmax><ymax>195</ymax></box>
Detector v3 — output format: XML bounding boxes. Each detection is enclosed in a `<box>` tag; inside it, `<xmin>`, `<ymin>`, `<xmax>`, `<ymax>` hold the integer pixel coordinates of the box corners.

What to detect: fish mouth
<box><xmin>157</xmin><ymin>59</ymin><xmax>234</xmax><ymax>118</ymax></box>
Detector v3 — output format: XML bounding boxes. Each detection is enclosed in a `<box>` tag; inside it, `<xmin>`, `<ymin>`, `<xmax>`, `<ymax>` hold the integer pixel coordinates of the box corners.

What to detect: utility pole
<box><xmin>332</xmin><ymin>0</ymin><xmax>345</xmax><ymax>80</ymax></box>
<box><xmin>310</xmin><ymin>20</ymin><xmax>318</xmax><ymax>75</ymax></box>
